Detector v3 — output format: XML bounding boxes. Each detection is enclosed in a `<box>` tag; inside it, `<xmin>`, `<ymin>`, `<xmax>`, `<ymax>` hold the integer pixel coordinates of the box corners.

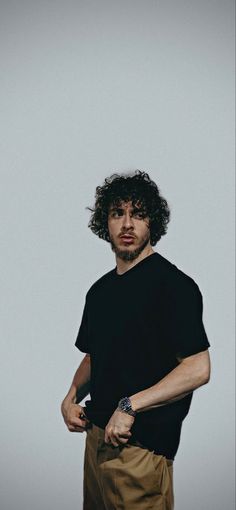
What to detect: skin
<box><xmin>61</xmin><ymin>354</ymin><xmax>91</xmax><ymax>432</ymax></box>
<box><xmin>61</xmin><ymin>200</ymin><xmax>211</xmax><ymax>447</ymax></box>
<box><xmin>108</xmin><ymin>201</ymin><xmax>155</xmax><ymax>269</ymax></box>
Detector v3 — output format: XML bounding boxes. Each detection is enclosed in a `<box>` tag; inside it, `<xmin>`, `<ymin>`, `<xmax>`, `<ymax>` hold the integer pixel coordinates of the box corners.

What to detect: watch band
<box><xmin>117</xmin><ymin>396</ymin><xmax>137</xmax><ymax>417</ymax></box>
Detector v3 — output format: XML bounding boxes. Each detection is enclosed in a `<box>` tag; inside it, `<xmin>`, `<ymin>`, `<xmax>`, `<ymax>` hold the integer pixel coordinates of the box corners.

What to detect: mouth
<box><xmin>120</xmin><ymin>235</ymin><xmax>135</xmax><ymax>244</ymax></box>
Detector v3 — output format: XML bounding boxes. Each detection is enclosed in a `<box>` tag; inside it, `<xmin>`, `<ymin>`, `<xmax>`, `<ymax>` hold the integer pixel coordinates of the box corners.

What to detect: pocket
<box><xmin>152</xmin><ymin>453</ymin><xmax>174</xmax><ymax>502</ymax></box>
<box><xmin>151</xmin><ymin>453</ymin><xmax>167</xmax><ymax>490</ymax></box>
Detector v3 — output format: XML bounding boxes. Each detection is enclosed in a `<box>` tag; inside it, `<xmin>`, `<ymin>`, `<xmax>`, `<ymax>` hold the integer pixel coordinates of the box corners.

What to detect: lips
<box><xmin>120</xmin><ymin>235</ymin><xmax>135</xmax><ymax>243</ymax></box>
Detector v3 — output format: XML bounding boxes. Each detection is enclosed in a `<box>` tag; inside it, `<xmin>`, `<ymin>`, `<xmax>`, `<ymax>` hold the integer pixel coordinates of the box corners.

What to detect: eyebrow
<box><xmin>109</xmin><ymin>206</ymin><xmax>122</xmax><ymax>211</ymax></box>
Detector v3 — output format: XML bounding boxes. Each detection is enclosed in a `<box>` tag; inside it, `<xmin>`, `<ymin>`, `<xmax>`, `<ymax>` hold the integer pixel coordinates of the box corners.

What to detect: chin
<box><xmin>112</xmin><ymin>243</ymin><xmax>148</xmax><ymax>262</ymax></box>
<box><xmin>110</xmin><ymin>233</ymin><xmax>151</xmax><ymax>261</ymax></box>
<box><xmin>117</xmin><ymin>250</ymin><xmax>139</xmax><ymax>262</ymax></box>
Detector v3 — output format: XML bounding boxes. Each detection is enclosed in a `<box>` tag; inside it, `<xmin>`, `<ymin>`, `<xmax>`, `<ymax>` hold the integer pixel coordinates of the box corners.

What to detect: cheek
<box><xmin>137</xmin><ymin>222</ymin><xmax>150</xmax><ymax>236</ymax></box>
<box><xmin>108</xmin><ymin>221</ymin><xmax>119</xmax><ymax>237</ymax></box>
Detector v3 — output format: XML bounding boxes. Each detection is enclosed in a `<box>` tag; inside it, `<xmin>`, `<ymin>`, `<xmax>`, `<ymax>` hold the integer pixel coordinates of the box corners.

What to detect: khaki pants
<box><xmin>83</xmin><ymin>423</ymin><xmax>174</xmax><ymax>510</ymax></box>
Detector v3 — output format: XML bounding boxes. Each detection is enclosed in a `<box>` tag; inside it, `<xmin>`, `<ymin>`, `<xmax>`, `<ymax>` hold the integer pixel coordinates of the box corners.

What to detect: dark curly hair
<box><xmin>87</xmin><ymin>170</ymin><xmax>170</xmax><ymax>246</ymax></box>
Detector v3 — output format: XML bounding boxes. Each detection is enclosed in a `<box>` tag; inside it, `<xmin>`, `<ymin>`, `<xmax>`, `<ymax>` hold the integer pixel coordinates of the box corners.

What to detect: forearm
<box><xmin>62</xmin><ymin>354</ymin><xmax>91</xmax><ymax>411</ymax></box>
<box><xmin>130</xmin><ymin>351</ymin><xmax>210</xmax><ymax>413</ymax></box>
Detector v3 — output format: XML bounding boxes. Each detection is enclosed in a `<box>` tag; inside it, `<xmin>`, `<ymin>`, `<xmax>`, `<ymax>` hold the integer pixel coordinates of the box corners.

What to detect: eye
<box><xmin>110</xmin><ymin>209</ymin><xmax>123</xmax><ymax>218</ymax></box>
<box><xmin>132</xmin><ymin>210</ymin><xmax>146</xmax><ymax>219</ymax></box>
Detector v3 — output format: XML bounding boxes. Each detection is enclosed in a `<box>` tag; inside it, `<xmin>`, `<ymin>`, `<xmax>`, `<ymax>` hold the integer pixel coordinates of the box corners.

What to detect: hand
<box><xmin>61</xmin><ymin>401</ymin><xmax>90</xmax><ymax>432</ymax></box>
<box><xmin>104</xmin><ymin>409</ymin><xmax>134</xmax><ymax>447</ymax></box>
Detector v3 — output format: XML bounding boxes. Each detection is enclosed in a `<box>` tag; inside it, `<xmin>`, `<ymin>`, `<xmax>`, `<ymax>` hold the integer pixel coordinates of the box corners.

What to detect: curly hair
<box><xmin>87</xmin><ymin>170</ymin><xmax>170</xmax><ymax>246</ymax></box>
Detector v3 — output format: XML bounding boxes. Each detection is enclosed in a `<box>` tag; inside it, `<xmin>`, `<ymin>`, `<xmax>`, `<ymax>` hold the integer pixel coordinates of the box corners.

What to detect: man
<box><xmin>61</xmin><ymin>170</ymin><xmax>210</xmax><ymax>510</ymax></box>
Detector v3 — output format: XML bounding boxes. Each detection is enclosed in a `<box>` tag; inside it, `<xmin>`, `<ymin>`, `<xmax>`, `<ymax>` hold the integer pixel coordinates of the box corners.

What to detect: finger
<box><xmin>115</xmin><ymin>436</ymin><xmax>129</xmax><ymax>444</ymax></box>
<box><xmin>111</xmin><ymin>439</ymin><xmax>119</xmax><ymax>447</ymax></box>
<box><xmin>110</xmin><ymin>434</ymin><xmax>120</xmax><ymax>447</ymax></box>
<box><xmin>104</xmin><ymin>428</ymin><xmax>112</xmax><ymax>444</ymax></box>
<box><xmin>119</xmin><ymin>432</ymin><xmax>132</xmax><ymax>439</ymax></box>
<box><xmin>114</xmin><ymin>431</ymin><xmax>132</xmax><ymax>445</ymax></box>
<box><xmin>105</xmin><ymin>434</ymin><xmax>116</xmax><ymax>446</ymax></box>
<box><xmin>68</xmin><ymin>422</ymin><xmax>85</xmax><ymax>430</ymax></box>
<box><xmin>79</xmin><ymin>409</ymin><xmax>90</xmax><ymax>421</ymax></box>
<box><xmin>68</xmin><ymin>425</ymin><xmax>85</xmax><ymax>432</ymax></box>
<box><xmin>70</xmin><ymin>418</ymin><xmax>87</xmax><ymax>428</ymax></box>
<box><xmin>69</xmin><ymin>416</ymin><xmax>87</xmax><ymax>427</ymax></box>
<box><xmin>69</xmin><ymin>429</ymin><xmax>85</xmax><ymax>433</ymax></box>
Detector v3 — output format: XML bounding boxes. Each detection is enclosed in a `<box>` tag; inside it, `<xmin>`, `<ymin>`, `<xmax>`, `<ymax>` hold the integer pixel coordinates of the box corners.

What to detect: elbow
<box><xmin>202</xmin><ymin>353</ymin><xmax>211</xmax><ymax>385</ymax></box>
<box><xmin>191</xmin><ymin>370</ymin><xmax>209</xmax><ymax>391</ymax></box>
<box><xmin>201</xmin><ymin>370</ymin><xmax>210</xmax><ymax>385</ymax></box>
<box><xmin>189</xmin><ymin>349</ymin><xmax>211</xmax><ymax>388</ymax></box>
<box><xmin>187</xmin><ymin>361</ymin><xmax>211</xmax><ymax>389</ymax></box>
<box><xmin>198</xmin><ymin>361</ymin><xmax>211</xmax><ymax>386</ymax></box>
<box><xmin>204</xmin><ymin>364</ymin><xmax>211</xmax><ymax>384</ymax></box>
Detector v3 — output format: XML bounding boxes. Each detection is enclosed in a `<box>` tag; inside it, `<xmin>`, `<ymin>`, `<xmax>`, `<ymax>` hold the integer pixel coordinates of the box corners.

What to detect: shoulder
<box><xmin>156</xmin><ymin>252</ymin><xmax>202</xmax><ymax>298</ymax></box>
<box><xmin>85</xmin><ymin>268</ymin><xmax>115</xmax><ymax>300</ymax></box>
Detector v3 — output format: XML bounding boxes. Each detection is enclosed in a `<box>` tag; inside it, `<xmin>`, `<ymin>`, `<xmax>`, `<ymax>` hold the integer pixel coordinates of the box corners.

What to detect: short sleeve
<box><xmin>167</xmin><ymin>274</ymin><xmax>210</xmax><ymax>358</ymax></box>
<box><xmin>75</xmin><ymin>299</ymin><xmax>90</xmax><ymax>354</ymax></box>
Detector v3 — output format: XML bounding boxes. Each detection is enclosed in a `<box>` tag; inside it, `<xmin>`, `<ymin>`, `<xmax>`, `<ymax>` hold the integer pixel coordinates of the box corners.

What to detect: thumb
<box><xmin>78</xmin><ymin>406</ymin><xmax>87</xmax><ymax>419</ymax></box>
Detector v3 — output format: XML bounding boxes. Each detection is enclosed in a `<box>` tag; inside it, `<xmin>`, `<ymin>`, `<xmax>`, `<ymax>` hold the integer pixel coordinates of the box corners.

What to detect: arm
<box><xmin>105</xmin><ymin>350</ymin><xmax>210</xmax><ymax>446</ymax></box>
<box><xmin>130</xmin><ymin>349</ymin><xmax>211</xmax><ymax>412</ymax></box>
<box><xmin>61</xmin><ymin>353</ymin><xmax>91</xmax><ymax>432</ymax></box>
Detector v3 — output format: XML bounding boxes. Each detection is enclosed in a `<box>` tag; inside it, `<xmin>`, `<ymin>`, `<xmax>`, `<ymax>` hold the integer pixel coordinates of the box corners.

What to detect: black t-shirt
<box><xmin>75</xmin><ymin>252</ymin><xmax>210</xmax><ymax>459</ymax></box>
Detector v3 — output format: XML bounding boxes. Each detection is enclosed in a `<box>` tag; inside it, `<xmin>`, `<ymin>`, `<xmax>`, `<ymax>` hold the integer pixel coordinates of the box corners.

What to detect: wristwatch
<box><xmin>117</xmin><ymin>397</ymin><xmax>137</xmax><ymax>417</ymax></box>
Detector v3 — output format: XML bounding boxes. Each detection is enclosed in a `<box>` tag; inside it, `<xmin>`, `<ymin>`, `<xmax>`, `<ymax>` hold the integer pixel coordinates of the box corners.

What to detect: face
<box><xmin>107</xmin><ymin>201</ymin><xmax>151</xmax><ymax>261</ymax></box>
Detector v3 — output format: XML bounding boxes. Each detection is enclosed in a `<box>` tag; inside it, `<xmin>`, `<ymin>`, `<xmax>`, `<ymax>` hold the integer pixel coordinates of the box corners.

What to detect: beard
<box><xmin>109</xmin><ymin>232</ymin><xmax>151</xmax><ymax>261</ymax></box>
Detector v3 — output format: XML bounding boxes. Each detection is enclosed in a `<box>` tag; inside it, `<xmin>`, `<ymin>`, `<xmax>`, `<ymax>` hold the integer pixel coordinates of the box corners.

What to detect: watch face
<box><xmin>118</xmin><ymin>398</ymin><xmax>136</xmax><ymax>416</ymax></box>
<box><xmin>119</xmin><ymin>397</ymin><xmax>132</xmax><ymax>413</ymax></box>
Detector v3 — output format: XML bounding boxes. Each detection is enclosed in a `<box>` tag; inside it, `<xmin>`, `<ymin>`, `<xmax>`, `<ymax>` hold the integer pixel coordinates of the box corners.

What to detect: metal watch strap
<box><xmin>117</xmin><ymin>396</ymin><xmax>137</xmax><ymax>417</ymax></box>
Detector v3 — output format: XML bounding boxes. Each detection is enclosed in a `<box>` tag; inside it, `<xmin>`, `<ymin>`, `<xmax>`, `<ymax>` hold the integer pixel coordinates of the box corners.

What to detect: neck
<box><xmin>115</xmin><ymin>245</ymin><xmax>155</xmax><ymax>275</ymax></box>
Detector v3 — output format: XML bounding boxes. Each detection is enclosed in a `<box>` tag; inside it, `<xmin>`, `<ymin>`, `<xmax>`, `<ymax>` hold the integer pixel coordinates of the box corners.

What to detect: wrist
<box><xmin>129</xmin><ymin>396</ymin><xmax>141</xmax><ymax>413</ymax></box>
<box><xmin>64</xmin><ymin>385</ymin><xmax>78</xmax><ymax>404</ymax></box>
<box><xmin>61</xmin><ymin>395</ymin><xmax>76</xmax><ymax>414</ymax></box>
<box><xmin>117</xmin><ymin>396</ymin><xmax>137</xmax><ymax>417</ymax></box>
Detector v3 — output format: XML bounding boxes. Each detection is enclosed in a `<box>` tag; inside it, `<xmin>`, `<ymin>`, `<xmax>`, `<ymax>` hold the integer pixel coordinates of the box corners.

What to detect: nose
<box><xmin>121</xmin><ymin>211</ymin><xmax>134</xmax><ymax>230</ymax></box>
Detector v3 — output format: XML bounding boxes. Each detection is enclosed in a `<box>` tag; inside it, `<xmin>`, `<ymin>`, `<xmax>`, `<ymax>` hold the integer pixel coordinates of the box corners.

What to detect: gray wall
<box><xmin>0</xmin><ymin>1</ymin><xmax>235</xmax><ymax>509</ymax></box>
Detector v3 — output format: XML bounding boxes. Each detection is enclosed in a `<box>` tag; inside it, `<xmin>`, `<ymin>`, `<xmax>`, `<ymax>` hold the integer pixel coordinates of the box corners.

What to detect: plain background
<box><xmin>0</xmin><ymin>1</ymin><xmax>235</xmax><ymax>509</ymax></box>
